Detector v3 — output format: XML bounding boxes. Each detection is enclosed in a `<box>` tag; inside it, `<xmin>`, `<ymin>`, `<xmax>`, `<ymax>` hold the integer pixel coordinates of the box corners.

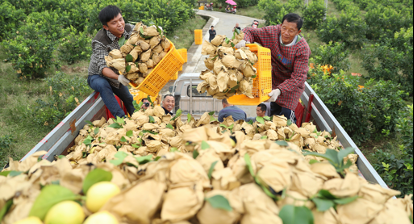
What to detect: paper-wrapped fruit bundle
<box><xmin>197</xmin><ymin>32</ymin><xmax>259</xmax><ymax>100</ymax></box>
<box><xmin>1</xmin><ymin>108</ymin><xmax>413</xmax><ymax>224</ymax></box>
<box><xmin>104</xmin><ymin>22</ymin><xmax>171</xmax><ymax>86</ymax></box>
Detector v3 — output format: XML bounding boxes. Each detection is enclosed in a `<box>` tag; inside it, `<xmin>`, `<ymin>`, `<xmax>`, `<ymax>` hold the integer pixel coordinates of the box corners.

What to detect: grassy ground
<box><xmin>236</xmin><ymin>6</ymin><xmax>265</xmax><ymax>19</ymax></box>
<box><xmin>167</xmin><ymin>15</ymin><xmax>207</xmax><ymax>50</ymax></box>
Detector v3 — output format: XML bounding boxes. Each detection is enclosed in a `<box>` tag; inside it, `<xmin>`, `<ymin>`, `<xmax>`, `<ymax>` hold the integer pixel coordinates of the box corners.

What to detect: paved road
<box><xmin>161</xmin><ymin>10</ymin><xmax>265</xmax><ymax>117</ymax></box>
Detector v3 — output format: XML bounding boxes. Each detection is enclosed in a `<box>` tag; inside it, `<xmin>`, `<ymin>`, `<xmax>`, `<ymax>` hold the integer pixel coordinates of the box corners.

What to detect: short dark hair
<box><xmin>282</xmin><ymin>13</ymin><xmax>303</xmax><ymax>30</ymax></box>
<box><xmin>141</xmin><ymin>98</ymin><xmax>149</xmax><ymax>103</ymax></box>
<box><xmin>222</xmin><ymin>99</ymin><xmax>229</xmax><ymax>104</ymax></box>
<box><xmin>257</xmin><ymin>103</ymin><xmax>267</xmax><ymax>112</ymax></box>
<box><xmin>99</xmin><ymin>5</ymin><xmax>122</xmax><ymax>26</ymax></box>
<box><xmin>163</xmin><ymin>94</ymin><xmax>174</xmax><ymax>100</ymax></box>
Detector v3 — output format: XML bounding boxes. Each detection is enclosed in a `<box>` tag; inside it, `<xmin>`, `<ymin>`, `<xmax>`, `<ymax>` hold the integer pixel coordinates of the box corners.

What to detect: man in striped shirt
<box><xmin>236</xmin><ymin>13</ymin><xmax>311</xmax><ymax>124</ymax></box>
<box><xmin>87</xmin><ymin>5</ymin><xmax>135</xmax><ymax>118</ymax></box>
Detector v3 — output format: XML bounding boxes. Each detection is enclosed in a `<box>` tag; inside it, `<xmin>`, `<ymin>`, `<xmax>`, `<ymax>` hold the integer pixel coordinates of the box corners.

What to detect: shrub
<box><xmin>317</xmin><ymin>5</ymin><xmax>368</xmax><ymax>49</ymax></box>
<box><xmin>308</xmin><ymin>67</ymin><xmax>407</xmax><ymax>144</ymax></box>
<box><xmin>258</xmin><ymin>0</ymin><xmax>285</xmax><ymax>26</ymax></box>
<box><xmin>1</xmin><ymin>22</ymin><xmax>57</xmax><ymax>79</ymax></box>
<box><xmin>25</xmin><ymin>72</ymin><xmax>91</xmax><ymax>127</ymax></box>
<box><xmin>0</xmin><ymin>1</ymin><xmax>26</xmax><ymax>41</ymax></box>
<box><xmin>310</xmin><ymin>41</ymin><xmax>350</xmax><ymax>73</ymax></box>
<box><xmin>58</xmin><ymin>26</ymin><xmax>92</xmax><ymax>65</ymax></box>
<box><xmin>362</xmin><ymin>27</ymin><xmax>413</xmax><ymax>96</ymax></box>
<box><xmin>0</xmin><ymin>135</ymin><xmax>15</xmax><ymax>169</ymax></box>
<box><xmin>302</xmin><ymin>0</ymin><xmax>327</xmax><ymax>30</ymax></box>
<box><xmin>373</xmin><ymin>105</ymin><xmax>413</xmax><ymax>196</ymax></box>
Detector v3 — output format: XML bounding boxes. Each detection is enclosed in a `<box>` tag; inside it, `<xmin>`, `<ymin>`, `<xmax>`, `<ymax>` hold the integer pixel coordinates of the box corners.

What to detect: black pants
<box><xmin>270</xmin><ymin>102</ymin><xmax>297</xmax><ymax>124</ymax></box>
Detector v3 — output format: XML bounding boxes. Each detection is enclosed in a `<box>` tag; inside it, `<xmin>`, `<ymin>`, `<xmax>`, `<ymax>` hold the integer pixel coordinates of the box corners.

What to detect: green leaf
<box><xmin>94</xmin><ymin>127</ymin><xmax>100</xmax><ymax>135</ymax></box>
<box><xmin>0</xmin><ymin>199</ymin><xmax>13</xmax><ymax>221</ymax></box>
<box><xmin>256</xmin><ymin>117</ymin><xmax>265</xmax><ymax>124</ymax></box>
<box><xmin>248</xmin><ymin>120</ymin><xmax>254</xmax><ymax>125</ymax></box>
<box><xmin>171</xmin><ymin>109</ymin><xmax>182</xmax><ymax>121</ymax></box>
<box><xmin>206</xmin><ymin>195</ymin><xmax>233</xmax><ymax>212</ymax></box>
<box><xmin>303</xmin><ymin>149</ymin><xmax>339</xmax><ymax>165</ymax></box>
<box><xmin>83</xmin><ymin>135</ymin><xmax>93</xmax><ymax>146</ymax></box>
<box><xmin>279</xmin><ymin>205</ymin><xmax>314</xmax><ymax>224</ymax></box>
<box><xmin>187</xmin><ymin>114</ymin><xmax>192</xmax><ymax>123</ymax></box>
<box><xmin>108</xmin><ymin>123</ymin><xmax>123</xmax><ymax>129</ymax></box>
<box><xmin>193</xmin><ymin>150</ymin><xmax>199</xmax><ymax>159</ymax></box>
<box><xmin>287</xmin><ymin>119</ymin><xmax>293</xmax><ymax>126</ymax></box>
<box><xmin>0</xmin><ymin>171</ymin><xmax>11</xmax><ymax>177</ymax></box>
<box><xmin>29</xmin><ymin>185</ymin><xmax>78</xmax><ymax>220</ymax></box>
<box><xmin>231</xmin><ymin>42</ymin><xmax>235</xmax><ymax>48</ymax></box>
<box><xmin>210</xmin><ymin>115</ymin><xmax>218</xmax><ymax>122</ymax></box>
<box><xmin>317</xmin><ymin>190</ymin><xmax>338</xmax><ymax>200</ymax></box>
<box><xmin>170</xmin><ymin>147</ymin><xmax>179</xmax><ymax>152</ymax></box>
<box><xmin>208</xmin><ymin>161</ymin><xmax>219</xmax><ymax>179</ymax></box>
<box><xmin>309</xmin><ymin>159</ymin><xmax>320</xmax><ymax>165</ymax></box>
<box><xmin>244</xmin><ymin>153</ymin><xmax>255</xmax><ymax>177</ymax></box>
<box><xmin>9</xmin><ymin>171</ymin><xmax>23</xmax><ymax>177</ymax></box>
<box><xmin>166</xmin><ymin>124</ymin><xmax>174</xmax><ymax>129</ymax></box>
<box><xmin>85</xmin><ymin>120</ymin><xmax>94</xmax><ymax>126</ymax></box>
<box><xmin>263</xmin><ymin>116</ymin><xmax>271</xmax><ymax>121</ymax></box>
<box><xmin>126</xmin><ymin>65</ymin><xmax>131</xmax><ymax>73</ymax></box>
<box><xmin>209</xmin><ymin>111</ymin><xmax>215</xmax><ymax>116</ymax></box>
<box><xmin>333</xmin><ymin>195</ymin><xmax>359</xmax><ymax>205</ymax></box>
<box><xmin>252</xmin><ymin>75</ymin><xmax>257</xmax><ymax>79</ymax></box>
<box><xmin>149</xmin><ymin>116</ymin><xmax>155</xmax><ymax>123</ymax></box>
<box><xmin>220</xmin><ymin>124</ymin><xmax>228</xmax><ymax>129</ymax></box>
<box><xmin>276</xmin><ymin>141</ymin><xmax>289</xmax><ymax>146</ymax></box>
<box><xmin>118</xmin><ymin>36</ymin><xmax>126</xmax><ymax>47</ymax></box>
<box><xmin>126</xmin><ymin>54</ymin><xmax>134</xmax><ymax>62</ymax></box>
<box><xmin>82</xmin><ymin>168</ymin><xmax>113</xmax><ymax>194</ymax></box>
<box><xmin>135</xmin><ymin>155</ymin><xmax>153</xmax><ymax>165</ymax></box>
<box><xmin>126</xmin><ymin>130</ymin><xmax>133</xmax><ymax>138</ymax></box>
<box><xmin>261</xmin><ymin>136</ymin><xmax>268</xmax><ymax>139</ymax></box>
<box><xmin>201</xmin><ymin>141</ymin><xmax>210</xmax><ymax>150</ymax></box>
<box><xmin>110</xmin><ymin>151</ymin><xmax>129</xmax><ymax>166</ymax></box>
<box><xmin>337</xmin><ymin>147</ymin><xmax>355</xmax><ymax>164</ymax></box>
<box><xmin>312</xmin><ymin>198</ymin><xmax>335</xmax><ymax>212</ymax></box>
<box><xmin>58</xmin><ymin>155</ymin><xmax>66</xmax><ymax>159</ymax></box>
<box><xmin>120</xmin><ymin>136</ymin><xmax>127</xmax><ymax>143</ymax></box>
<box><xmin>132</xmin><ymin>144</ymin><xmax>141</xmax><ymax>149</ymax></box>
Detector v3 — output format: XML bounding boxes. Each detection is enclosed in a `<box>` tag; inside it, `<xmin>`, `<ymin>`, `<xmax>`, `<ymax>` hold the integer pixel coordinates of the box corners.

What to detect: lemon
<box><xmin>83</xmin><ymin>211</ymin><xmax>119</xmax><ymax>224</ymax></box>
<box><xmin>13</xmin><ymin>217</ymin><xmax>43</xmax><ymax>224</ymax></box>
<box><xmin>86</xmin><ymin>181</ymin><xmax>120</xmax><ymax>213</ymax></box>
<box><xmin>44</xmin><ymin>201</ymin><xmax>85</xmax><ymax>224</ymax></box>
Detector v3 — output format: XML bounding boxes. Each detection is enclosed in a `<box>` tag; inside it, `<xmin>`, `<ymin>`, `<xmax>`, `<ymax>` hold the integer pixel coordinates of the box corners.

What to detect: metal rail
<box><xmin>301</xmin><ymin>82</ymin><xmax>388</xmax><ymax>188</ymax></box>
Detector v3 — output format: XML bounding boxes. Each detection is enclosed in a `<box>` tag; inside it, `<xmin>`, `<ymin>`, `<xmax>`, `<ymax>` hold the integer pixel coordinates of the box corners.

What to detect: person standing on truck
<box><xmin>162</xmin><ymin>94</ymin><xmax>175</xmax><ymax>115</ymax></box>
<box><xmin>209</xmin><ymin>26</ymin><xmax>216</xmax><ymax>42</ymax></box>
<box><xmin>218</xmin><ymin>99</ymin><xmax>247</xmax><ymax>122</ymax></box>
<box><xmin>247</xmin><ymin>103</ymin><xmax>267</xmax><ymax>122</ymax></box>
<box><xmin>87</xmin><ymin>5</ymin><xmax>135</xmax><ymax>119</ymax></box>
<box><xmin>235</xmin><ymin>13</ymin><xmax>311</xmax><ymax>124</ymax></box>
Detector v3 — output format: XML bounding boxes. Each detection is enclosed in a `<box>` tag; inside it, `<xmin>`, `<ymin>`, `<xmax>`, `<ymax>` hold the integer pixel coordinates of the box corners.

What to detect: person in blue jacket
<box><xmin>218</xmin><ymin>99</ymin><xmax>247</xmax><ymax>122</ymax></box>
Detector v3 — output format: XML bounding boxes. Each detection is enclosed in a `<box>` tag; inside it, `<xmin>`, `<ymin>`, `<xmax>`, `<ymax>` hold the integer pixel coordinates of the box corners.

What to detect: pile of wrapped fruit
<box><xmin>197</xmin><ymin>32</ymin><xmax>259</xmax><ymax>100</ymax></box>
<box><xmin>105</xmin><ymin>22</ymin><xmax>170</xmax><ymax>87</ymax></box>
<box><xmin>1</xmin><ymin>106</ymin><xmax>412</xmax><ymax>224</ymax></box>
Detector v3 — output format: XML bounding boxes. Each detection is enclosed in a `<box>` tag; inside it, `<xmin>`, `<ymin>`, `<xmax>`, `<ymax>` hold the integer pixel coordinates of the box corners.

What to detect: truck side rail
<box><xmin>20</xmin><ymin>92</ymin><xmax>105</xmax><ymax>162</ymax></box>
<box><xmin>301</xmin><ymin>82</ymin><xmax>388</xmax><ymax>189</ymax></box>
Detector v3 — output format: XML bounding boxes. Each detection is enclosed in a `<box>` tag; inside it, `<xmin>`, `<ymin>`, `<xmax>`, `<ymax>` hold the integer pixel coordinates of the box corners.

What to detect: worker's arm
<box><xmin>277</xmin><ymin>48</ymin><xmax>310</xmax><ymax>97</ymax></box>
<box><xmin>242</xmin><ymin>26</ymin><xmax>278</xmax><ymax>47</ymax></box>
<box><xmin>102</xmin><ymin>67</ymin><xmax>120</xmax><ymax>80</ymax></box>
<box><xmin>218</xmin><ymin>111</ymin><xmax>226</xmax><ymax>122</ymax></box>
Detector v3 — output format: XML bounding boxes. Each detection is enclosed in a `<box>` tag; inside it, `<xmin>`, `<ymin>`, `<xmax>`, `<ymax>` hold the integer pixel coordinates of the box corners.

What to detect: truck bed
<box><xmin>20</xmin><ymin>83</ymin><xmax>388</xmax><ymax>189</ymax></box>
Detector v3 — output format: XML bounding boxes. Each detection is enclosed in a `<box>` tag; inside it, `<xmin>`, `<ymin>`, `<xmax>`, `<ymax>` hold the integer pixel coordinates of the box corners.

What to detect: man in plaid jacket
<box><xmin>236</xmin><ymin>13</ymin><xmax>311</xmax><ymax>123</ymax></box>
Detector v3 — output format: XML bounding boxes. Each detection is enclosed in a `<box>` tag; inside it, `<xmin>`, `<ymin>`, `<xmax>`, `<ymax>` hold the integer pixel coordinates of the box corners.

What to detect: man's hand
<box><xmin>235</xmin><ymin>40</ymin><xmax>249</xmax><ymax>49</ymax></box>
<box><xmin>118</xmin><ymin>75</ymin><xmax>130</xmax><ymax>86</ymax></box>
<box><xmin>267</xmin><ymin>89</ymin><xmax>281</xmax><ymax>102</ymax></box>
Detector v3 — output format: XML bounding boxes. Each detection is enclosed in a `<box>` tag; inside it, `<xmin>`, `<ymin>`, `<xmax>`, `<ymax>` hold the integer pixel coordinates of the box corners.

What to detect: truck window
<box><xmin>187</xmin><ymin>85</ymin><xmax>208</xmax><ymax>97</ymax></box>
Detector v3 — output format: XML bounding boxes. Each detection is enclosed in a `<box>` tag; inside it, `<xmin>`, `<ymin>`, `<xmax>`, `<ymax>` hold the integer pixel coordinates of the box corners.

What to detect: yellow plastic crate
<box><xmin>171</xmin><ymin>71</ymin><xmax>178</xmax><ymax>80</ymax></box>
<box><xmin>177</xmin><ymin>48</ymin><xmax>188</xmax><ymax>63</ymax></box>
<box><xmin>133</xmin><ymin>39</ymin><xmax>185</xmax><ymax>96</ymax></box>
<box><xmin>130</xmin><ymin>89</ymin><xmax>160</xmax><ymax>105</ymax></box>
<box><xmin>199</xmin><ymin>6</ymin><xmax>205</xmax><ymax>10</ymax></box>
<box><xmin>228</xmin><ymin>44</ymin><xmax>272</xmax><ymax>105</ymax></box>
<box><xmin>194</xmin><ymin>30</ymin><xmax>203</xmax><ymax>45</ymax></box>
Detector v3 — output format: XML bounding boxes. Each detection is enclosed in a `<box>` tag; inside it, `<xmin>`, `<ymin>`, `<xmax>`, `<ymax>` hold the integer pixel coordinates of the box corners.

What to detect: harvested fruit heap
<box><xmin>197</xmin><ymin>32</ymin><xmax>259</xmax><ymax>99</ymax></box>
<box><xmin>105</xmin><ymin>22</ymin><xmax>171</xmax><ymax>87</ymax></box>
<box><xmin>1</xmin><ymin>106</ymin><xmax>413</xmax><ymax>224</ymax></box>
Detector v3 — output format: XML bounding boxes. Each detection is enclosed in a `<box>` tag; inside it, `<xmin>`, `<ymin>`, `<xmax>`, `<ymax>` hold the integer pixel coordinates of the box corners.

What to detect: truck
<box><xmin>19</xmin><ymin>73</ymin><xmax>389</xmax><ymax>190</ymax></box>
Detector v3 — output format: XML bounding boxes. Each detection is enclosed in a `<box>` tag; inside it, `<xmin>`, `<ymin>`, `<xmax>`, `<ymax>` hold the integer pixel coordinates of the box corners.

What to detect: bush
<box><xmin>373</xmin><ymin>105</ymin><xmax>413</xmax><ymax>196</ymax></box>
<box><xmin>1</xmin><ymin>22</ymin><xmax>57</xmax><ymax>79</ymax></box>
<box><xmin>0</xmin><ymin>135</ymin><xmax>15</xmax><ymax>168</ymax></box>
<box><xmin>58</xmin><ymin>26</ymin><xmax>92</xmax><ymax>65</ymax></box>
<box><xmin>308</xmin><ymin>67</ymin><xmax>407</xmax><ymax>144</ymax></box>
<box><xmin>362</xmin><ymin>27</ymin><xmax>413</xmax><ymax>96</ymax></box>
<box><xmin>302</xmin><ymin>0</ymin><xmax>327</xmax><ymax>30</ymax></box>
<box><xmin>317</xmin><ymin>5</ymin><xmax>368</xmax><ymax>49</ymax></box>
<box><xmin>258</xmin><ymin>0</ymin><xmax>285</xmax><ymax>26</ymax></box>
<box><xmin>0</xmin><ymin>1</ymin><xmax>26</xmax><ymax>41</ymax></box>
<box><xmin>310</xmin><ymin>41</ymin><xmax>350</xmax><ymax>73</ymax></box>
<box><xmin>25</xmin><ymin>72</ymin><xmax>91</xmax><ymax>127</ymax></box>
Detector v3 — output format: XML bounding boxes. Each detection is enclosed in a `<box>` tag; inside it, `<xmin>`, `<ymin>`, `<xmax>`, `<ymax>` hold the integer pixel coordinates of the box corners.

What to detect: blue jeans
<box><xmin>270</xmin><ymin>102</ymin><xmax>297</xmax><ymax>124</ymax></box>
<box><xmin>88</xmin><ymin>75</ymin><xmax>135</xmax><ymax>118</ymax></box>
